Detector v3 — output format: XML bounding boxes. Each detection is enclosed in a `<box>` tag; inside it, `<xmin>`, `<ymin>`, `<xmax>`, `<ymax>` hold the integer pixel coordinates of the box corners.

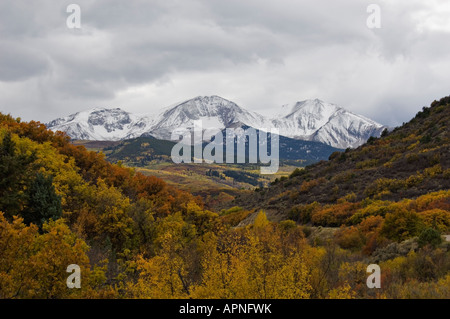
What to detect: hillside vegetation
<box><xmin>0</xmin><ymin>96</ymin><xmax>449</xmax><ymax>299</ymax></box>
<box><xmin>235</xmin><ymin>96</ymin><xmax>450</xmax><ymax>217</ymax></box>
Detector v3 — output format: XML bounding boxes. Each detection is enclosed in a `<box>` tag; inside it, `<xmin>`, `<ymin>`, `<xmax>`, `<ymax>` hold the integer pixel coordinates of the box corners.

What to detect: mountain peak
<box><xmin>47</xmin><ymin>96</ymin><xmax>385</xmax><ymax>148</ymax></box>
<box><xmin>274</xmin><ymin>99</ymin><xmax>385</xmax><ymax>148</ymax></box>
<box><xmin>277</xmin><ymin>99</ymin><xmax>336</xmax><ymax>117</ymax></box>
<box><xmin>194</xmin><ymin>95</ymin><xmax>227</xmax><ymax>100</ymax></box>
<box><xmin>149</xmin><ymin>95</ymin><xmax>270</xmax><ymax>140</ymax></box>
<box><xmin>47</xmin><ymin>107</ymin><xmax>153</xmax><ymax>141</ymax></box>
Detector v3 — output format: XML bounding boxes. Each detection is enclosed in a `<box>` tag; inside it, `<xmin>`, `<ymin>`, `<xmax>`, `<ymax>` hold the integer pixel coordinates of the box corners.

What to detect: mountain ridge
<box><xmin>230</xmin><ymin>95</ymin><xmax>450</xmax><ymax>219</ymax></box>
<box><xmin>46</xmin><ymin>96</ymin><xmax>386</xmax><ymax>149</ymax></box>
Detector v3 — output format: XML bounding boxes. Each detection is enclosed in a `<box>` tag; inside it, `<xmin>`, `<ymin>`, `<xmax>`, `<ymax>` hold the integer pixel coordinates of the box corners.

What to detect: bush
<box><xmin>335</xmin><ymin>226</ymin><xmax>365</xmax><ymax>250</ymax></box>
<box><xmin>423</xmin><ymin>164</ymin><xmax>442</xmax><ymax>178</ymax></box>
<box><xmin>279</xmin><ymin>220</ymin><xmax>297</xmax><ymax>232</ymax></box>
<box><xmin>381</xmin><ymin>208</ymin><xmax>423</xmax><ymax>242</ymax></box>
<box><xmin>299</xmin><ymin>179</ymin><xmax>319</xmax><ymax>193</ymax></box>
<box><xmin>328</xmin><ymin>151</ymin><xmax>342</xmax><ymax>161</ymax></box>
<box><xmin>419</xmin><ymin>209</ymin><xmax>450</xmax><ymax>233</ymax></box>
<box><xmin>367</xmin><ymin>136</ymin><xmax>377</xmax><ymax>144</ymax></box>
<box><xmin>311</xmin><ymin>202</ymin><xmax>356</xmax><ymax>227</ymax></box>
<box><xmin>418</xmin><ymin>228</ymin><xmax>442</xmax><ymax>248</ymax></box>
<box><xmin>289</xmin><ymin>167</ymin><xmax>304</xmax><ymax>179</ymax></box>
<box><xmin>443</xmin><ymin>168</ymin><xmax>450</xmax><ymax>179</ymax></box>
<box><xmin>289</xmin><ymin>202</ymin><xmax>321</xmax><ymax>224</ymax></box>
<box><xmin>356</xmin><ymin>159</ymin><xmax>379</xmax><ymax>169</ymax></box>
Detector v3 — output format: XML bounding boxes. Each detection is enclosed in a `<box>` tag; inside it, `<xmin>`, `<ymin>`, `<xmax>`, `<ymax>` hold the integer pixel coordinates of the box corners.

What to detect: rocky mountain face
<box><xmin>145</xmin><ymin>96</ymin><xmax>273</xmax><ymax>141</ymax></box>
<box><xmin>273</xmin><ymin>99</ymin><xmax>385</xmax><ymax>149</ymax></box>
<box><xmin>46</xmin><ymin>108</ymin><xmax>154</xmax><ymax>141</ymax></box>
<box><xmin>47</xmin><ymin>96</ymin><xmax>385</xmax><ymax>148</ymax></box>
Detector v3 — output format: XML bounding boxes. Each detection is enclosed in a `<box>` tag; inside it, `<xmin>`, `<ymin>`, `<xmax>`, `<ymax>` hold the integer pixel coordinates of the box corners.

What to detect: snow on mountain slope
<box><xmin>146</xmin><ymin>96</ymin><xmax>273</xmax><ymax>140</ymax></box>
<box><xmin>309</xmin><ymin>108</ymin><xmax>385</xmax><ymax>149</ymax></box>
<box><xmin>273</xmin><ymin>99</ymin><xmax>339</xmax><ymax>137</ymax></box>
<box><xmin>46</xmin><ymin>108</ymin><xmax>155</xmax><ymax>141</ymax></box>
<box><xmin>272</xmin><ymin>99</ymin><xmax>385</xmax><ymax>148</ymax></box>
<box><xmin>46</xmin><ymin>96</ymin><xmax>385</xmax><ymax>148</ymax></box>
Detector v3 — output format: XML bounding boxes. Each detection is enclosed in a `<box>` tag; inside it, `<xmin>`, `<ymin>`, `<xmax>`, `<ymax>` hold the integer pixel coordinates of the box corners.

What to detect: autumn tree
<box><xmin>381</xmin><ymin>208</ymin><xmax>423</xmax><ymax>242</ymax></box>
<box><xmin>0</xmin><ymin>212</ymin><xmax>93</xmax><ymax>298</ymax></box>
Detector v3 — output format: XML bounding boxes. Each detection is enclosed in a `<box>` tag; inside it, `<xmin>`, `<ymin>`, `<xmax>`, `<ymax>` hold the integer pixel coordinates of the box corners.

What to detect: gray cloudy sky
<box><xmin>1</xmin><ymin>0</ymin><xmax>450</xmax><ymax>126</ymax></box>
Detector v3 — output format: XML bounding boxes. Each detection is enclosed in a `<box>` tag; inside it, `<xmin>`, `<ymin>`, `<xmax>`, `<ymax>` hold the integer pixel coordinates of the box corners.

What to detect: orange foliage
<box><xmin>311</xmin><ymin>202</ymin><xmax>358</xmax><ymax>227</ymax></box>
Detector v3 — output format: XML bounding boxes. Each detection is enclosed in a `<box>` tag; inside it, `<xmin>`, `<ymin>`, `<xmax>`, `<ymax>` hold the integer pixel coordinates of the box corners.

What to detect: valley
<box><xmin>2</xmin><ymin>0</ymin><xmax>450</xmax><ymax>303</ymax></box>
<box><xmin>0</xmin><ymin>95</ymin><xmax>448</xmax><ymax>299</ymax></box>
<box><xmin>74</xmin><ymin>139</ymin><xmax>300</xmax><ymax>209</ymax></box>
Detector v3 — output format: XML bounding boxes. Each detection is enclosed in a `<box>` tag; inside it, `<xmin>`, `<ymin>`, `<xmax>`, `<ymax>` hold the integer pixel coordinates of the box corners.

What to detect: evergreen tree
<box><xmin>418</xmin><ymin>228</ymin><xmax>442</xmax><ymax>248</ymax></box>
<box><xmin>22</xmin><ymin>172</ymin><xmax>62</xmax><ymax>229</ymax></box>
<box><xmin>0</xmin><ymin>132</ymin><xmax>36</xmax><ymax>217</ymax></box>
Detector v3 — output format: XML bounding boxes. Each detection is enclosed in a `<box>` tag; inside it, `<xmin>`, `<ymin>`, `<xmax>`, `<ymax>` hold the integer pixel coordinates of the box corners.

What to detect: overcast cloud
<box><xmin>0</xmin><ymin>0</ymin><xmax>450</xmax><ymax>126</ymax></box>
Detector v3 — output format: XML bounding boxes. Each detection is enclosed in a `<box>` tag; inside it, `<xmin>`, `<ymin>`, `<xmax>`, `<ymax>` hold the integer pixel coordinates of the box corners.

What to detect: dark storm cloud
<box><xmin>0</xmin><ymin>0</ymin><xmax>449</xmax><ymax>126</ymax></box>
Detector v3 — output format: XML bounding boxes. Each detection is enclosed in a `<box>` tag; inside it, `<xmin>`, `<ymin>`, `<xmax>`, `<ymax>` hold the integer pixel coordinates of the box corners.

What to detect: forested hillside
<box><xmin>0</xmin><ymin>96</ymin><xmax>449</xmax><ymax>299</ymax></box>
<box><xmin>235</xmin><ymin>96</ymin><xmax>450</xmax><ymax>218</ymax></box>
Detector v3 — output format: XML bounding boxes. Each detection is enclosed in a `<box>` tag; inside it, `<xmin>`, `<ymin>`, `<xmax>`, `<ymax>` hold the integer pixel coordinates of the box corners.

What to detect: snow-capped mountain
<box><xmin>146</xmin><ymin>95</ymin><xmax>273</xmax><ymax>141</ymax></box>
<box><xmin>46</xmin><ymin>108</ymin><xmax>155</xmax><ymax>141</ymax></box>
<box><xmin>46</xmin><ymin>96</ymin><xmax>386</xmax><ymax>148</ymax></box>
<box><xmin>273</xmin><ymin>99</ymin><xmax>385</xmax><ymax>149</ymax></box>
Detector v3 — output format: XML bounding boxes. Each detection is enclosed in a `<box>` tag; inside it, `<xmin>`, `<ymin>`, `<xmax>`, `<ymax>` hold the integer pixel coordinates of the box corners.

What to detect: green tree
<box><xmin>22</xmin><ymin>172</ymin><xmax>62</xmax><ymax>229</ymax></box>
<box><xmin>0</xmin><ymin>132</ymin><xmax>36</xmax><ymax>217</ymax></box>
<box><xmin>418</xmin><ymin>228</ymin><xmax>442</xmax><ymax>248</ymax></box>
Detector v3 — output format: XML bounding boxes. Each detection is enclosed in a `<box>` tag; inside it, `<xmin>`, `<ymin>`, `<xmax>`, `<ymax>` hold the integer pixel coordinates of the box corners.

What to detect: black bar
<box><xmin>1</xmin><ymin>299</ymin><xmax>447</xmax><ymax>318</ymax></box>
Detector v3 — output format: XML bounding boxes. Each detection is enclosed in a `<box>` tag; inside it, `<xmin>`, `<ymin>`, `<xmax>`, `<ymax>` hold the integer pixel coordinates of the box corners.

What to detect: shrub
<box><xmin>365</xmin><ymin>178</ymin><xmax>406</xmax><ymax>197</ymax></box>
<box><xmin>418</xmin><ymin>228</ymin><xmax>442</xmax><ymax>248</ymax></box>
<box><xmin>381</xmin><ymin>209</ymin><xmax>423</xmax><ymax>242</ymax></box>
<box><xmin>367</xmin><ymin>136</ymin><xmax>377</xmax><ymax>144</ymax></box>
<box><xmin>311</xmin><ymin>202</ymin><xmax>356</xmax><ymax>227</ymax></box>
<box><xmin>419</xmin><ymin>209</ymin><xmax>450</xmax><ymax>233</ymax></box>
<box><xmin>279</xmin><ymin>220</ymin><xmax>297</xmax><ymax>232</ymax></box>
<box><xmin>328</xmin><ymin>151</ymin><xmax>342</xmax><ymax>161</ymax></box>
<box><xmin>405</xmin><ymin>174</ymin><xmax>424</xmax><ymax>188</ymax></box>
<box><xmin>359</xmin><ymin>215</ymin><xmax>384</xmax><ymax>234</ymax></box>
<box><xmin>423</xmin><ymin>164</ymin><xmax>442</xmax><ymax>178</ymax></box>
<box><xmin>289</xmin><ymin>168</ymin><xmax>304</xmax><ymax>179</ymax></box>
<box><xmin>335</xmin><ymin>226</ymin><xmax>365</xmax><ymax>250</ymax></box>
<box><xmin>337</xmin><ymin>192</ymin><xmax>357</xmax><ymax>204</ymax></box>
<box><xmin>299</xmin><ymin>179</ymin><xmax>319</xmax><ymax>193</ymax></box>
<box><xmin>356</xmin><ymin>159</ymin><xmax>379</xmax><ymax>169</ymax></box>
<box><xmin>443</xmin><ymin>168</ymin><xmax>450</xmax><ymax>179</ymax></box>
<box><xmin>289</xmin><ymin>202</ymin><xmax>321</xmax><ymax>224</ymax></box>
